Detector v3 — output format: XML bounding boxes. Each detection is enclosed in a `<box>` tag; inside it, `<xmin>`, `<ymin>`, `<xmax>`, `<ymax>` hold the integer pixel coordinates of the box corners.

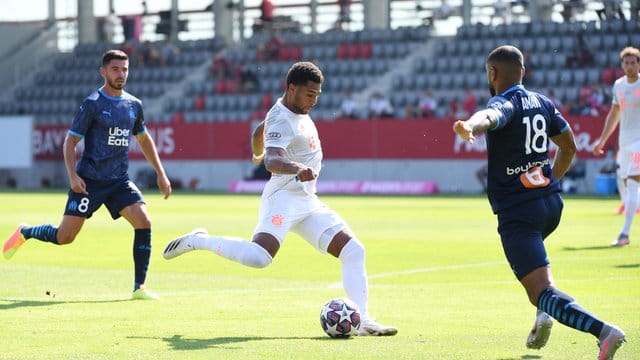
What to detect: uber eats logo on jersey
<box><xmin>108</xmin><ymin>126</ymin><xmax>130</xmax><ymax>146</ymax></box>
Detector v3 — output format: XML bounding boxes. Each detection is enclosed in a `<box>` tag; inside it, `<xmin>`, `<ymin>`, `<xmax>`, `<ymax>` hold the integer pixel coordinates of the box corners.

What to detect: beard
<box><xmin>107</xmin><ymin>78</ymin><xmax>125</xmax><ymax>90</ymax></box>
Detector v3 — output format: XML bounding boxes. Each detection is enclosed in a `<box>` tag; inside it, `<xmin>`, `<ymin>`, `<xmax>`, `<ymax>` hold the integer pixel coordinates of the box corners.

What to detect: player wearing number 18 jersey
<box><xmin>454</xmin><ymin>45</ymin><xmax>625</xmax><ymax>359</ymax></box>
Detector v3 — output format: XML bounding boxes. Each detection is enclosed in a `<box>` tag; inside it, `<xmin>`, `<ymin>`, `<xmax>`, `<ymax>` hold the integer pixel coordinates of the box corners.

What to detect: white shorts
<box><xmin>253</xmin><ymin>189</ymin><xmax>348</xmax><ymax>253</ymax></box>
<box><xmin>618</xmin><ymin>139</ymin><xmax>640</xmax><ymax>178</ymax></box>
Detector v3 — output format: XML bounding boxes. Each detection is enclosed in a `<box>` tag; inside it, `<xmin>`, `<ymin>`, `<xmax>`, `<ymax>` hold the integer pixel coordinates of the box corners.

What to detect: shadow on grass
<box><xmin>0</xmin><ymin>298</ymin><xmax>131</xmax><ymax>310</ymax></box>
<box><xmin>615</xmin><ymin>263</ymin><xmax>640</xmax><ymax>268</ymax></box>
<box><xmin>130</xmin><ymin>334</ymin><xmax>342</xmax><ymax>350</ymax></box>
<box><xmin>496</xmin><ymin>355</ymin><xmax>542</xmax><ymax>360</ymax></box>
<box><xmin>562</xmin><ymin>245</ymin><xmax>617</xmax><ymax>251</ymax></box>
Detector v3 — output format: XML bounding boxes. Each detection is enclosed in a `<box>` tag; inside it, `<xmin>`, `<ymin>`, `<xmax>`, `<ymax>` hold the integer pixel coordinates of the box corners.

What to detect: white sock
<box><xmin>339</xmin><ymin>238</ymin><xmax>369</xmax><ymax>320</ymax></box>
<box><xmin>617</xmin><ymin>172</ymin><xmax>626</xmax><ymax>202</ymax></box>
<box><xmin>621</xmin><ymin>178</ymin><xmax>639</xmax><ymax>236</ymax></box>
<box><xmin>191</xmin><ymin>235</ymin><xmax>273</xmax><ymax>268</ymax></box>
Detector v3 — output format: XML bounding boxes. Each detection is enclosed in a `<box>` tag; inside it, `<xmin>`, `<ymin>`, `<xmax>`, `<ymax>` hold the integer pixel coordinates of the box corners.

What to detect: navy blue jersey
<box><xmin>485</xmin><ymin>85</ymin><xmax>570</xmax><ymax>213</ymax></box>
<box><xmin>69</xmin><ymin>88</ymin><xmax>146</xmax><ymax>181</ymax></box>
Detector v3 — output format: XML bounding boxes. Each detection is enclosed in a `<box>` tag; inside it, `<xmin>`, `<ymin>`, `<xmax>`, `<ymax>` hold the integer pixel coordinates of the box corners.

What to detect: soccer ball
<box><xmin>320</xmin><ymin>298</ymin><xmax>361</xmax><ymax>338</ymax></box>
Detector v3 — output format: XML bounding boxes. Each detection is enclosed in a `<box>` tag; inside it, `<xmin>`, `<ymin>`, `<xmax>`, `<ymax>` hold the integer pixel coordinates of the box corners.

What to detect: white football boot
<box><xmin>526</xmin><ymin>310</ymin><xmax>553</xmax><ymax>349</ymax></box>
<box><xmin>163</xmin><ymin>228</ymin><xmax>208</xmax><ymax>259</ymax></box>
<box><xmin>357</xmin><ymin>319</ymin><xmax>398</xmax><ymax>336</ymax></box>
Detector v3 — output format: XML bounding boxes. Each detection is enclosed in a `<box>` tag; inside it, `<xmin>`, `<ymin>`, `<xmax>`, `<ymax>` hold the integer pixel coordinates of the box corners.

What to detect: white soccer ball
<box><xmin>319</xmin><ymin>298</ymin><xmax>361</xmax><ymax>338</ymax></box>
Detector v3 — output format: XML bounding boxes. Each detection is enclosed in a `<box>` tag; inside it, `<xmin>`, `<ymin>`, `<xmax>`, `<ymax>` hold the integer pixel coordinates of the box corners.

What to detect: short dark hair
<box><xmin>285</xmin><ymin>61</ymin><xmax>324</xmax><ymax>86</ymax></box>
<box><xmin>487</xmin><ymin>45</ymin><xmax>524</xmax><ymax>68</ymax></box>
<box><xmin>102</xmin><ymin>49</ymin><xmax>129</xmax><ymax>66</ymax></box>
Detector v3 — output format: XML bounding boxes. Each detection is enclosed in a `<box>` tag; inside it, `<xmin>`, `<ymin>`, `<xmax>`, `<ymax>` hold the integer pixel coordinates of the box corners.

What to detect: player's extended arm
<box><xmin>251</xmin><ymin>120</ymin><xmax>266</xmax><ymax>165</ymax></box>
<box><xmin>135</xmin><ymin>132</ymin><xmax>172</xmax><ymax>199</ymax></box>
<box><xmin>550</xmin><ymin>128</ymin><xmax>577</xmax><ymax>180</ymax></box>
<box><xmin>264</xmin><ymin>147</ymin><xmax>316</xmax><ymax>182</ymax></box>
<box><xmin>592</xmin><ymin>104</ymin><xmax>620</xmax><ymax>155</ymax></box>
<box><xmin>453</xmin><ymin>108</ymin><xmax>499</xmax><ymax>143</ymax></box>
<box><xmin>63</xmin><ymin>133</ymin><xmax>88</xmax><ymax>194</ymax></box>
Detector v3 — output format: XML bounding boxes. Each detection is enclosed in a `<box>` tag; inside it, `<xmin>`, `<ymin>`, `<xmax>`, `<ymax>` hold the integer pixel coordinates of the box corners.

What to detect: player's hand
<box><xmin>453</xmin><ymin>120</ymin><xmax>475</xmax><ymax>143</ymax></box>
<box><xmin>296</xmin><ymin>167</ymin><xmax>317</xmax><ymax>182</ymax></box>
<box><xmin>157</xmin><ymin>174</ymin><xmax>172</xmax><ymax>199</ymax></box>
<box><xmin>69</xmin><ymin>174</ymin><xmax>88</xmax><ymax>195</ymax></box>
<box><xmin>592</xmin><ymin>140</ymin><xmax>605</xmax><ymax>156</ymax></box>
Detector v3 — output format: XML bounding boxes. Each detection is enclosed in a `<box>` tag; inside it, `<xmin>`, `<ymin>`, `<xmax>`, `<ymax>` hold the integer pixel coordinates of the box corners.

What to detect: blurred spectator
<box><xmin>338</xmin><ymin>0</ymin><xmax>352</xmax><ymax>26</ymax></box>
<box><xmin>239</xmin><ymin>63</ymin><xmax>259</xmax><ymax>93</ymax></box>
<box><xmin>406</xmin><ymin>90</ymin><xmax>437</xmax><ymax>118</ymax></box>
<box><xmin>120</xmin><ymin>40</ymin><xmax>142</xmax><ymax>67</ymax></box>
<box><xmin>260</xmin><ymin>0</ymin><xmax>275</xmax><ymax>28</ymax></box>
<box><xmin>423</xmin><ymin>0</ymin><xmax>457</xmax><ymax>26</ymax></box>
<box><xmin>102</xmin><ymin>9</ymin><xmax>118</xmax><ymax>43</ymax></box>
<box><xmin>121</xmin><ymin>14</ymin><xmax>142</xmax><ymax>42</ymax></box>
<box><xmin>209</xmin><ymin>52</ymin><xmax>234</xmax><ymax>79</ymax></box>
<box><xmin>492</xmin><ymin>0</ymin><xmax>512</xmax><ymax>25</ymax></box>
<box><xmin>159</xmin><ymin>36</ymin><xmax>180</xmax><ymax>66</ymax></box>
<box><xmin>340</xmin><ymin>92</ymin><xmax>359</xmax><ymax>119</ymax></box>
<box><xmin>523</xmin><ymin>52</ymin><xmax>537</xmax><ymax>86</ymax></box>
<box><xmin>561</xmin><ymin>0</ymin><xmax>585</xmax><ymax>22</ymax></box>
<box><xmin>141</xmin><ymin>40</ymin><xmax>161</xmax><ymax>67</ymax></box>
<box><xmin>257</xmin><ymin>31</ymin><xmax>284</xmax><ymax>62</ymax></box>
<box><xmin>566</xmin><ymin>30</ymin><xmax>594</xmax><ymax>68</ymax></box>
<box><xmin>596</xmin><ymin>0</ymin><xmax>624</xmax><ymax>20</ymax></box>
<box><xmin>600</xmin><ymin>148</ymin><xmax>618</xmax><ymax>175</ymax></box>
<box><xmin>368</xmin><ymin>92</ymin><xmax>394</xmax><ymax>118</ymax></box>
<box><xmin>462</xmin><ymin>87</ymin><xmax>477</xmax><ymax>117</ymax></box>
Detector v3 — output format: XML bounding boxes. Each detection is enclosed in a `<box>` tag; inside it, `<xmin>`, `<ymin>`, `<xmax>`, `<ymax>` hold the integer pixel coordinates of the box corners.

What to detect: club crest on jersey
<box><xmin>271</xmin><ymin>214</ymin><xmax>284</xmax><ymax>226</ymax></box>
<box><xmin>108</xmin><ymin>126</ymin><xmax>130</xmax><ymax>147</ymax></box>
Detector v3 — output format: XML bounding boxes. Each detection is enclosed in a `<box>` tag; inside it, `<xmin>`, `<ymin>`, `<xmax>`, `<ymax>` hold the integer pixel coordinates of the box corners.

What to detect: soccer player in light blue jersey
<box><xmin>454</xmin><ymin>45</ymin><xmax>625</xmax><ymax>360</ymax></box>
<box><xmin>3</xmin><ymin>49</ymin><xmax>172</xmax><ymax>300</ymax></box>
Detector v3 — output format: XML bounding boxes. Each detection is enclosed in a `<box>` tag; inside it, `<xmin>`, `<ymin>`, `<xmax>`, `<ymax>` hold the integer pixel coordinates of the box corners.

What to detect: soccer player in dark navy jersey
<box><xmin>3</xmin><ymin>49</ymin><xmax>172</xmax><ymax>300</ymax></box>
<box><xmin>454</xmin><ymin>45</ymin><xmax>625</xmax><ymax>360</ymax></box>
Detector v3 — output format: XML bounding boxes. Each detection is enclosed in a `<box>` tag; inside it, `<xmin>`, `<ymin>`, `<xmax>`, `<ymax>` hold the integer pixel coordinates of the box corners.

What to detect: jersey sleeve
<box><xmin>548</xmin><ymin>105</ymin><xmax>570</xmax><ymax>136</ymax></box>
<box><xmin>69</xmin><ymin>99</ymin><xmax>95</xmax><ymax>138</ymax></box>
<box><xmin>132</xmin><ymin>101</ymin><xmax>146</xmax><ymax>136</ymax></box>
<box><xmin>264</xmin><ymin>114</ymin><xmax>293</xmax><ymax>150</ymax></box>
<box><xmin>487</xmin><ymin>97</ymin><xmax>515</xmax><ymax>131</ymax></box>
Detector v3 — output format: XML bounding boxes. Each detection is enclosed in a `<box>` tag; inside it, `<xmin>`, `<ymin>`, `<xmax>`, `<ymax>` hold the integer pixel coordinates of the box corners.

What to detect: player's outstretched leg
<box><xmin>598</xmin><ymin>324</ymin><xmax>626</xmax><ymax>360</ymax></box>
<box><xmin>357</xmin><ymin>319</ymin><xmax>398</xmax><ymax>336</ymax></box>
<box><xmin>3</xmin><ymin>224</ymin><xmax>27</xmax><ymax>259</ymax></box>
<box><xmin>611</xmin><ymin>233</ymin><xmax>630</xmax><ymax>247</ymax></box>
<box><xmin>163</xmin><ymin>228</ymin><xmax>208</xmax><ymax>259</ymax></box>
<box><xmin>526</xmin><ymin>309</ymin><xmax>553</xmax><ymax>349</ymax></box>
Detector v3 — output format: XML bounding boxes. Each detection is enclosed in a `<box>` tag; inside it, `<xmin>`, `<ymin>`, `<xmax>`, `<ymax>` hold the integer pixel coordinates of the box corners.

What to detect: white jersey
<box><xmin>262</xmin><ymin>98</ymin><xmax>323</xmax><ymax>196</ymax></box>
<box><xmin>612</xmin><ymin>76</ymin><xmax>640</xmax><ymax>148</ymax></box>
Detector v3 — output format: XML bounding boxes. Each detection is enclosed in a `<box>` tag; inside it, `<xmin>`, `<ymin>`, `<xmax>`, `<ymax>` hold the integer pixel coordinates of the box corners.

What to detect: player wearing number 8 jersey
<box><xmin>2</xmin><ymin>50</ymin><xmax>171</xmax><ymax>300</ymax></box>
<box><xmin>454</xmin><ymin>45</ymin><xmax>625</xmax><ymax>359</ymax></box>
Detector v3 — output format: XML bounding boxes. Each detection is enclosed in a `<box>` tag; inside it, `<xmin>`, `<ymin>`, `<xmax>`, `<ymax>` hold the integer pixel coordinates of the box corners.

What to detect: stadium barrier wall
<box><xmin>20</xmin><ymin>116</ymin><xmax>613</xmax><ymax>193</ymax></box>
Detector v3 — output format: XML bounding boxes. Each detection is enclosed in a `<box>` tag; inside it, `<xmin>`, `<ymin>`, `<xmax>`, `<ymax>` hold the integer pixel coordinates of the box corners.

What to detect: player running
<box><xmin>3</xmin><ymin>49</ymin><xmax>171</xmax><ymax>300</ymax></box>
<box><xmin>164</xmin><ymin>61</ymin><xmax>397</xmax><ymax>336</ymax></box>
<box><xmin>453</xmin><ymin>45</ymin><xmax>625</xmax><ymax>359</ymax></box>
<box><xmin>593</xmin><ymin>46</ymin><xmax>640</xmax><ymax>246</ymax></box>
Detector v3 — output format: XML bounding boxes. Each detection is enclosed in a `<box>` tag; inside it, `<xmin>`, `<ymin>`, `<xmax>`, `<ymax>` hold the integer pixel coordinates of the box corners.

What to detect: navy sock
<box><xmin>537</xmin><ymin>287</ymin><xmax>604</xmax><ymax>338</ymax></box>
<box><xmin>133</xmin><ymin>229</ymin><xmax>152</xmax><ymax>291</ymax></box>
<box><xmin>21</xmin><ymin>225</ymin><xmax>59</xmax><ymax>244</ymax></box>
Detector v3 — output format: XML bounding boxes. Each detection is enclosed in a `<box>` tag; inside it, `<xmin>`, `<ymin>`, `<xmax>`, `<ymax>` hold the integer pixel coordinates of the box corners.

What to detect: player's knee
<box><xmin>242</xmin><ymin>243</ymin><xmax>273</xmax><ymax>268</ymax></box>
<box><xmin>338</xmin><ymin>237</ymin><xmax>365</xmax><ymax>263</ymax></box>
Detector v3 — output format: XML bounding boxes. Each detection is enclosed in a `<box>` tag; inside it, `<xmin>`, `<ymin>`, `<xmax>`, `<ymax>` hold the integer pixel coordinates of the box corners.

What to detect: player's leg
<box><xmin>3</xmin><ymin>188</ymin><xmax>95</xmax><ymax>259</ymax></box>
<box><xmin>163</xmin><ymin>190</ymin><xmax>295</xmax><ymax>268</ymax></box>
<box><xmin>294</xmin><ymin>207</ymin><xmax>397</xmax><ymax>336</ymax></box>
<box><xmin>614</xmin><ymin>145</ymin><xmax>640</xmax><ymax>245</ymax></box>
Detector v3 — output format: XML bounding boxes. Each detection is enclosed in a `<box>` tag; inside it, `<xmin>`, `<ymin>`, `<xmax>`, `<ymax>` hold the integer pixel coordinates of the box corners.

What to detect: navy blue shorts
<box><xmin>63</xmin><ymin>177</ymin><xmax>144</xmax><ymax>220</ymax></box>
<box><xmin>496</xmin><ymin>193</ymin><xmax>563</xmax><ymax>280</ymax></box>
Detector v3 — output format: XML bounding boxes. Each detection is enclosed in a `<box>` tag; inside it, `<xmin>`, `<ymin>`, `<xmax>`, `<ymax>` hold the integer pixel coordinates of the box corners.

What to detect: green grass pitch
<box><xmin>0</xmin><ymin>192</ymin><xmax>638</xmax><ymax>359</ymax></box>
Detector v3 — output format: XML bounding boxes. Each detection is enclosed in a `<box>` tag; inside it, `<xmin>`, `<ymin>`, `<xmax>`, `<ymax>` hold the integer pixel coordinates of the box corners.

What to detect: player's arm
<box><xmin>550</xmin><ymin>128</ymin><xmax>577</xmax><ymax>180</ymax></box>
<box><xmin>251</xmin><ymin>120</ymin><xmax>266</xmax><ymax>165</ymax></box>
<box><xmin>63</xmin><ymin>133</ymin><xmax>88</xmax><ymax>194</ymax></box>
<box><xmin>592</xmin><ymin>104</ymin><xmax>620</xmax><ymax>155</ymax></box>
<box><xmin>263</xmin><ymin>147</ymin><xmax>316</xmax><ymax>182</ymax></box>
<box><xmin>453</xmin><ymin>108</ymin><xmax>500</xmax><ymax>143</ymax></box>
<box><xmin>135</xmin><ymin>132</ymin><xmax>172</xmax><ymax>199</ymax></box>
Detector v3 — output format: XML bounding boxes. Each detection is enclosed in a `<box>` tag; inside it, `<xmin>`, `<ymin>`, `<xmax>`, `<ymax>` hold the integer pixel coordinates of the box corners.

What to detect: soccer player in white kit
<box><xmin>164</xmin><ymin>62</ymin><xmax>397</xmax><ymax>336</ymax></box>
<box><xmin>593</xmin><ymin>46</ymin><xmax>640</xmax><ymax>247</ymax></box>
